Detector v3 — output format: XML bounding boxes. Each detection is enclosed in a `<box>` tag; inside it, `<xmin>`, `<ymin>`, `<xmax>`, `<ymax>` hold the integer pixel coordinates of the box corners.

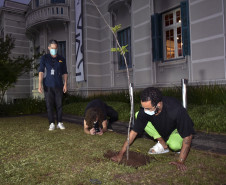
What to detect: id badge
<box><xmin>51</xmin><ymin>69</ymin><xmax>55</xmax><ymax>75</ymax></box>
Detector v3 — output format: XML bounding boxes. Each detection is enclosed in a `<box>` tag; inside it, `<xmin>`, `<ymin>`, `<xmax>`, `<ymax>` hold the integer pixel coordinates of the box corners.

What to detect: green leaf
<box><xmin>0</xmin><ymin>34</ymin><xmax>43</xmax><ymax>103</ymax></box>
<box><xmin>111</xmin><ymin>45</ymin><xmax>128</xmax><ymax>55</ymax></box>
<box><xmin>111</xmin><ymin>24</ymin><xmax>121</xmax><ymax>33</ymax></box>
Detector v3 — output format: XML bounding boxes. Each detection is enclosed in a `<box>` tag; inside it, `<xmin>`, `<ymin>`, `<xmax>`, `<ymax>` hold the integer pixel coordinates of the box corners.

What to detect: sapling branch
<box><xmin>89</xmin><ymin>0</ymin><xmax>134</xmax><ymax>160</ymax></box>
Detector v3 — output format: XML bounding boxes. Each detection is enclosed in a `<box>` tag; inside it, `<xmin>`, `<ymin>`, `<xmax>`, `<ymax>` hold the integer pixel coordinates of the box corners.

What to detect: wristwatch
<box><xmin>178</xmin><ymin>158</ymin><xmax>184</xmax><ymax>163</ymax></box>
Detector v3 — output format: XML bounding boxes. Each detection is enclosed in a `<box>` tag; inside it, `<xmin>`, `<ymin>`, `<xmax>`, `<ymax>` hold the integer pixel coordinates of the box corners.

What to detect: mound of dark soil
<box><xmin>104</xmin><ymin>150</ymin><xmax>156</xmax><ymax>168</ymax></box>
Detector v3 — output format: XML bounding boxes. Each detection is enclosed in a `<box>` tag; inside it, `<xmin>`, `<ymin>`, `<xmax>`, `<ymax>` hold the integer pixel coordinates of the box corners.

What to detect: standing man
<box><xmin>38</xmin><ymin>40</ymin><xmax>68</xmax><ymax>131</ymax></box>
<box><xmin>111</xmin><ymin>87</ymin><xmax>195</xmax><ymax>171</ymax></box>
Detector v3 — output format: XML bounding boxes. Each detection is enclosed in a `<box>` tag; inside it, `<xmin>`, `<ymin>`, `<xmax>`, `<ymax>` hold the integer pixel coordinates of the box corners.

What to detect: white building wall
<box><xmin>154</xmin><ymin>0</ymin><xmax>190</xmax><ymax>86</ymax></box>
<box><xmin>190</xmin><ymin>0</ymin><xmax>226</xmax><ymax>83</ymax></box>
<box><xmin>111</xmin><ymin>0</ymin><xmax>132</xmax><ymax>89</ymax></box>
<box><xmin>68</xmin><ymin>0</ymin><xmax>76</xmax><ymax>91</ymax></box>
<box><xmin>224</xmin><ymin>0</ymin><xmax>226</xmax><ymax>78</ymax></box>
<box><xmin>81</xmin><ymin>0</ymin><xmax>112</xmax><ymax>95</ymax></box>
<box><xmin>2</xmin><ymin>1</ymin><xmax>31</xmax><ymax>102</ymax></box>
<box><xmin>77</xmin><ymin>0</ymin><xmax>226</xmax><ymax>93</ymax></box>
<box><xmin>1</xmin><ymin>0</ymin><xmax>226</xmax><ymax>101</ymax></box>
<box><xmin>132</xmin><ymin>0</ymin><xmax>154</xmax><ymax>88</ymax></box>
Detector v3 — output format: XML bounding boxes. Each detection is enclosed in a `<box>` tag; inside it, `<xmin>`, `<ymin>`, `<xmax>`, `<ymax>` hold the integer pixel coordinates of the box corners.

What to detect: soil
<box><xmin>104</xmin><ymin>150</ymin><xmax>156</xmax><ymax>168</ymax></box>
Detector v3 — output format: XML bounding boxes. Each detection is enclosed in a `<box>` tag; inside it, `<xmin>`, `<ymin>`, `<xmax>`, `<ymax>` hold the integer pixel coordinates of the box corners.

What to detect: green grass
<box><xmin>2</xmin><ymin>97</ymin><xmax>226</xmax><ymax>133</ymax></box>
<box><xmin>0</xmin><ymin>98</ymin><xmax>46</xmax><ymax>116</ymax></box>
<box><xmin>1</xmin><ymin>84</ymin><xmax>226</xmax><ymax>133</ymax></box>
<box><xmin>188</xmin><ymin>104</ymin><xmax>226</xmax><ymax>133</ymax></box>
<box><xmin>63</xmin><ymin>101</ymin><xmax>226</xmax><ymax>133</ymax></box>
<box><xmin>62</xmin><ymin>84</ymin><xmax>226</xmax><ymax>106</ymax></box>
<box><xmin>0</xmin><ymin>116</ymin><xmax>225</xmax><ymax>184</ymax></box>
<box><xmin>63</xmin><ymin>101</ymin><xmax>132</xmax><ymax>122</ymax></box>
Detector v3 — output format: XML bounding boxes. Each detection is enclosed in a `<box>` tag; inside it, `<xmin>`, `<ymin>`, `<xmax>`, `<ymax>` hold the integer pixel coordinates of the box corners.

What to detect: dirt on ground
<box><xmin>104</xmin><ymin>150</ymin><xmax>156</xmax><ymax>168</ymax></box>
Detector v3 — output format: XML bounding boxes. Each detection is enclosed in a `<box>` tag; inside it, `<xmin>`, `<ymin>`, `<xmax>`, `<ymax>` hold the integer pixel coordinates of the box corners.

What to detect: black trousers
<box><xmin>44</xmin><ymin>86</ymin><xmax>63</xmax><ymax>124</ymax></box>
<box><xmin>106</xmin><ymin>106</ymin><xmax>118</xmax><ymax>124</ymax></box>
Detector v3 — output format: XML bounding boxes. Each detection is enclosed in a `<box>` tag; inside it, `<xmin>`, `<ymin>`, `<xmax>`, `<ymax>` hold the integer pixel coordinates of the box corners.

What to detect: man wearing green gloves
<box><xmin>111</xmin><ymin>87</ymin><xmax>195</xmax><ymax>171</ymax></box>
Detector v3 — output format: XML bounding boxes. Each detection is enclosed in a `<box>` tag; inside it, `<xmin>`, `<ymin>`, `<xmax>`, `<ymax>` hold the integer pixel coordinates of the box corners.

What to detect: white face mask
<box><xmin>50</xmin><ymin>48</ymin><xmax>57</xmax><ymax>56</ymax></box>
<box><xmin>144</xmin><ymin>109</ymin><xmax>155</xmax><ymax>116</ymax></box>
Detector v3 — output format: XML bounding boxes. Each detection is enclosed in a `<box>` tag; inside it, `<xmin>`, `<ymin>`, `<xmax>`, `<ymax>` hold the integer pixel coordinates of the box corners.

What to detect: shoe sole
<box><xmin>148</xmin><ymin>149</ymin><xmax>169</xmax><ymax>155</ymax></box>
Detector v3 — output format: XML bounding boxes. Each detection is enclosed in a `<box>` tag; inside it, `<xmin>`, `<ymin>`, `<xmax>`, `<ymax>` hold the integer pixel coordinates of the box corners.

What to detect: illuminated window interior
<box><xmin>163</xmin><ymin>9</ymin><xmax>182</xmax><ymax>60</ymax></box>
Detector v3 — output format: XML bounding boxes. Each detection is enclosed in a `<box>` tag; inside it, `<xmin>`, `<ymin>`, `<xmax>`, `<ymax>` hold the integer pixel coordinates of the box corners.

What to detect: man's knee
<box><xmin>168</xmin><ymin>142</ymin><xmax>182</xmax><ymax>151</ymax></box>
<box><xmin>135</xmin><ymin>111</ymin><xmax>139</xmax><ymax>118</ymax></box>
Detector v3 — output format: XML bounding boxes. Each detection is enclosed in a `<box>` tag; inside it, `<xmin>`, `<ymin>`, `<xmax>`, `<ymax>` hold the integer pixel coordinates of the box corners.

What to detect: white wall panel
<box><xmin>192</xmin><ymin>37</ymin><xmax>224</xmax><ymax>61</ymax></box>
<box><xmin>191</xmin><ymin>16</ymin><xmax>223</xmax><ymax>41</ymax></box>
<box><xmin>190</xmin><ymin>0</ymin><xmax>222</xmax><ymax>21</ymax></box>
<box><xmin>192</xmin><ymin>59</ymin><xmax>225</xmax><ymax>81</ymax></box>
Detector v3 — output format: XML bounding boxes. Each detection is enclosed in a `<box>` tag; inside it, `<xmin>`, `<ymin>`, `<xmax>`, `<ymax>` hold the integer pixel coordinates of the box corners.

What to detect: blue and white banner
<box><xmin>75</xmin><ymin>0</ymin><xmax>85</xmax><ymax>82</ymax></box>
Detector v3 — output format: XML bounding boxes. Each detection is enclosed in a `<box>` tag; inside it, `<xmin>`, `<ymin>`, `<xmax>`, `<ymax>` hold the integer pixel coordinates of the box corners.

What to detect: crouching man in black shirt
<box><xmin>111</xmin><ymin>87</ymin><xmax>195</xmax><ymax>171</ymax></box>
<box><xmin>84</xmin><ymin>99</ymin><xmax>118</xmax><ymax>135</ymax></box>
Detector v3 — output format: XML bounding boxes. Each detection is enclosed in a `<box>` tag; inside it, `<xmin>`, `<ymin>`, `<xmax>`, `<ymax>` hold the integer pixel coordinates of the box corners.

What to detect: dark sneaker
<box><xmin>107</xmin><ymin>124</ymin><xmax>113</xmax><ymax>131</ymax></box>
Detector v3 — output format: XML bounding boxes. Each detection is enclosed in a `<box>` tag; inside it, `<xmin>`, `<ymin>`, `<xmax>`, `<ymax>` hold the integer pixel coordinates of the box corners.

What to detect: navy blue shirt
<box><xmin>133</xmin><ymin>97</ymin><xmax>195</xmax><ymax>141</ymax></box>
<box><xmin>39</xmin><ymin>54</ymin><xmax>68</xmax><ymax>88</ymax></box>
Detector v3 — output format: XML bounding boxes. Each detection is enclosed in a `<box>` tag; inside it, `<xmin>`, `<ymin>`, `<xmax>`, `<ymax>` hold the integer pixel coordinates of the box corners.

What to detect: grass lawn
<box><xmin>63</xmin><ymin>101</ymin><xmax>226</xmax><ymax>133</ymax></box>
<box><xmin>0</xmin><ymin>116</ymin><xmax>226</xmax><ymax>184</ymax></box>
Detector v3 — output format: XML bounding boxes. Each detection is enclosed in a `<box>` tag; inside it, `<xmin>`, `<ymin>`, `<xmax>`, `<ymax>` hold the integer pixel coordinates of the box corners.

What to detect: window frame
<box><xmin>151</xmin><ymin>1</ymin><xmax>190</xmax><ymax>62</ymax></box>
<box><xmin>117</xmin><ymin>27</ymin><xmax>132</xmax><ymax>70</ymax></box>
<box><xmin>162</xmin><ymin>8</ymin><xmax>184</xmax><ymax>61</ymax></box>
<box><xmin>35</xmin><ymin>0</ymin><xmax>39</xmax><ymax>8</ymax></box>
<box><xmin>58</xmin><ymin>41</ymin><xmax>66</xmax><ymax>60</ymax></box>
<box><xmin>51</xmin><ymin>0</ymin><xmax>65</xmax><ymax>4</ymax></box>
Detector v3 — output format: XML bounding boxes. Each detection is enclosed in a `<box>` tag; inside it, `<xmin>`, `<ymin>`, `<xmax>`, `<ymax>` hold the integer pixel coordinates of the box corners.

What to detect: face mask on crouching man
<box><xmin>111</xmin><ymin>87</ymin><xmax>195</xmax><ymax>172</ymax></box>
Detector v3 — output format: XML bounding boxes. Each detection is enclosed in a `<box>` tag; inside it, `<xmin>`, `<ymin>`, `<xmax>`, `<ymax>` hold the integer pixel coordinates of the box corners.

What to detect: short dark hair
<box><xmin>140</xmin><ymin>87</ymin><xmax>162</xmax><ymax>107</ymax></box>
<box><xmin>48</xmin><ymin>39</ymin><xmax>58</xmax><ymax>46</ymax></box>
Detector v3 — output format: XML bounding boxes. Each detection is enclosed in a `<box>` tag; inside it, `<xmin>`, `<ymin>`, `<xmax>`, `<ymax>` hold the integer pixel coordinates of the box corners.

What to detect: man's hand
<box><xmin>63</xmin><ymin>74</ymin><xmax>68</xmax><ymax>93</ymax></box>
<box><xmin>169</xmin><ymin>135</ymin><xmax>192</xmax><ymax>172</ymax></box>
<box><xmin>38</xmin><ymin>72</ymin><xmax>43</xmax><ymax>94</ymax></box>
<box><xmin>111</xmin><ymin>130</ymin><xmax>137</xmax><ymax>163</ymax></box>
<box><xmin>89</xmin><ymin>128</ymin><xmax>96</xmax><ymax>135</ymax></box>
<box><xmin>169</xmin><ymin>161</ymin><xmax>187</xmax><ymax>172</ymax></box>
<box><xmin>111</xmin><ymin>153</ymin><xmax>123</xmax><ymax>163</ymax></box>
<box><xmin>63</xmin><ymin>85</ymin><xmax>67</xmax><ymax>93</ymax></box>
<box><xmin>96</xmin><ymin>129</ymin><xmax>103</xmax><ymax>135</ymax></box>
<box><xmin>89</xmin><ymin>128</ymin><xmax>103</xmax><ymax>135</ymax></box>
<box><xmin>38</xmin><ymin>86</ymin><xmax>43</xmax><ymax>94</ymax></box>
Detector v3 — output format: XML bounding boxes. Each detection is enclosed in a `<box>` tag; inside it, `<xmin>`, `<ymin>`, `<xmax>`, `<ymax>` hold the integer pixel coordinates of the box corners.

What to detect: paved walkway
<box><xmin>59</xmin><ymin>114</ymin><xmax>226</xmax><ymax>155</ymax></box>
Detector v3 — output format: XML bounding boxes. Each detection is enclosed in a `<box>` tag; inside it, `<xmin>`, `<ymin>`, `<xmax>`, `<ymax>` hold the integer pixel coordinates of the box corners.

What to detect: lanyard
<box><xmin>49</xmin><ymin>56</ymin><xmax>57</xmax><ymax>75</ymax></box>
<box><xmin>50</xmin><ymin>56</ymin><xmax>57</xmax><ymax>69</ymax></box>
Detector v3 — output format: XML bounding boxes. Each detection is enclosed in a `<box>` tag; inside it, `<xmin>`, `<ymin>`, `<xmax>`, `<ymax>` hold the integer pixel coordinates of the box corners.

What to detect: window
<box><xmin>117</xmin><ymin>27</ymin><xmax>132</xmax><ymax>70</ymax></box>
<box><xmin>35</xmin><ymin>0</ymin><xmax>39</xmax><ymax>7</ymax></box>
<box><xmin>163</xmin><ymin>8</ymin><xmax>182</xmax><ymax>60</ymax></box>
<box><xmin>51</xmin><ymin>0</ymin><xmax>65</xmax><ymax>3</ymax></box>
<box><xmin>58</xmin><ymin>41</ymin><xmax>66</xmax><ymax>60</ymax></box>
<box><xmin>151</xmin><ymin>1</ymin><xmax>190</xmax><ymax>62</ymax></box>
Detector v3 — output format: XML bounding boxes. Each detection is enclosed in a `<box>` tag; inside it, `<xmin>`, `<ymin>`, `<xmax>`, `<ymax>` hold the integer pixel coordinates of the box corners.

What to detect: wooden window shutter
<box><xmin>181</xmin><ymin>0</ymin><xmax>191</xmax><ymax>56</ymax></box>
<box><xmin>151</xmin><ymin>13</ymin><xmax>163</xmax><ymax>62</ymax></box>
